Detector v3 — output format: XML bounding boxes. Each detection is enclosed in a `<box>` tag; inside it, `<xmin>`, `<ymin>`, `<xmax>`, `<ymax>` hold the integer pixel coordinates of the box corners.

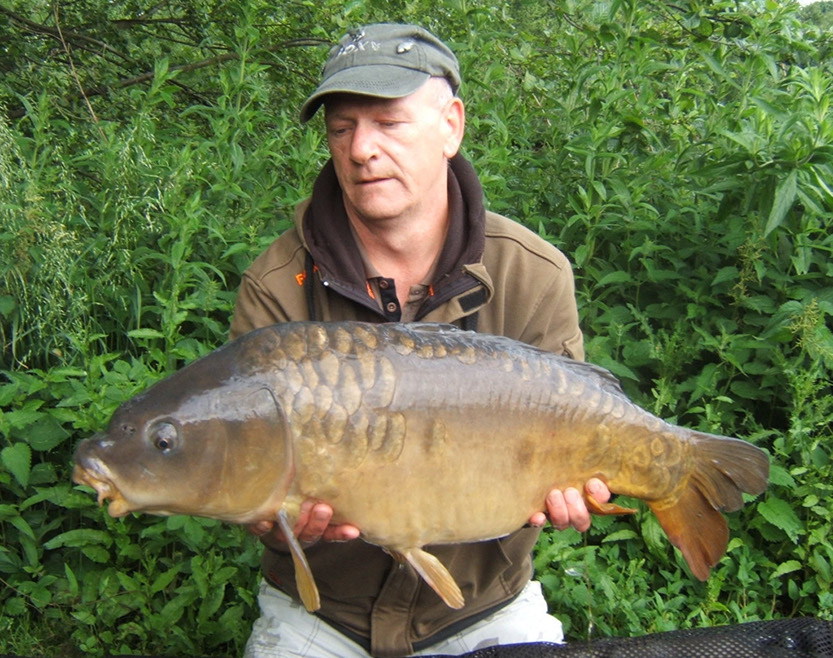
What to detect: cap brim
<box><xmin>300</xmin><ymin>65</ymin><xmax>431</xmax><ymax>123</ymax></box>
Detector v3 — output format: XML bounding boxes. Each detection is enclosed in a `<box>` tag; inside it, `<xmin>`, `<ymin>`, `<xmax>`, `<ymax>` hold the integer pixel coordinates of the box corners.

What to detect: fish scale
<box><xmin>73</xmin><ymin>321</ymin><xmax>769</xmax><ymax>612</ymax></box>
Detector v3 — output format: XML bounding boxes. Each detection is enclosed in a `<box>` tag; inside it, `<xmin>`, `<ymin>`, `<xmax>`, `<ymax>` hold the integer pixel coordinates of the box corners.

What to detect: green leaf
<box><xmin>597</xmin><ymin>271</ymin><xmax>633</xmax><ymax>287</ymax></box>
<box><xmin>26</xmin><ymin>415</ymin><xmax>70</xmax><ymax>452</ymax></box>
<box><xmin>71</xmin><ymin>609</ymin><xmax>97</xmax><ymax>625</ymax></box>
<box><xmin>1</xmin><ymin>442</ymin><xmax>31</xmax><ymax>487</ymax></box>
<box><xmin>197</xmin><ymin>582</ymin><xmax>225</xmax><ymax>624</ymax></box>
<box><xmin>9</xmin><ymin>514</ymin><xmax>35</xmax><ymax>540</ymax></box>
<box><xmin>0</xmin><ymin>295</ymin><xmax>16</xmax><ymax>317</ymax></box>
<box><xmin>764</xmin><ymin>169</ymin><xmax>797</xmax><ymax>237</ymax></box>
<box><xmin>711</xmin><ymin>266</ymin><xmax>739</xmax><ymax>287</ymax></box>
<box><xmin>192</xmin><ymin>555</ymin><xmax>209</xmax><ymax>598</ymax></box>
<box><xmin>596</xmin><ymin>357</ymin><xmax>640</xmax><ymax>382</ymax></box>
<box><xmin>159</xmin><ymin>589</ymin><xmax>199</xmax><ymax>627</ymax></box>
<box><xmin>772</xmin><ymin>560</ymin><xmax>802</xmax><ymax>578</ymax></box>
<box><xmin>221</xmin><ymin>242</ymin><xmax>252</xmax><ymax>259</ymax></box>
<box><xmin>730</xmin><ymin>380</ymin><xmax>767</xmax><ymax>401</ymax></box>
<box><xmin>641</xmin><ymin>512</ymin><xmax>668</xmax><ymax>560</ymax></box>
<box><xmin>182</xmin><ymin>516</ymin><xmax>207</xmax><ymax>547</ymax></box>
<box><xmin>758</xmin><ymin>496</ymin><xmax>804</xmax><ymax>543</ymax></box>
<box><xmin>65</xmin><ymin>563</ymin><xmax>80</xmax><ymax>597</ymax></box>
<box><xmin>81</xmin><ymin>545</ymin><xmax>111</xmax><ymax>563</ymax></box>
<box><xmin>602</xmin><ymin>529</ymin><xmax>639</xmax><ymax>542</ymax></box>
<box><xmin>43</xmin><ymin>528</ymin><xmax>113</xmax><ymax>550</ymax></box>
<box><xmin>811</xmin><ymin>552</ymin><xmax>831</xmax><ymax>582</ymax></box>
<box><xmin>4</xmin><ymin>597</ymin><xmax>27</xmax><ymax>616</ymax></box>
<box><xmin>151</xmin><ymin>564</ymin><xmax>184</xmax><ymax>594</ymax></box>
<box><xmin>127</xmin><ymin>328</ymin><xmax>166</xmax><ymax>339</ymax></box>
<box><xmin>768</xmin><ymin>463</ymin><xmax>796</xmax><ymax>488</ymax></box>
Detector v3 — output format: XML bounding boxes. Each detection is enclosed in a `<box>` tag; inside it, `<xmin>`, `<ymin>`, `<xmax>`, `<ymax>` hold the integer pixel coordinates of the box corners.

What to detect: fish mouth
<box><xmin>72</xmin><ymin>459</ymin><xmax>132</xmax><ymax>517</ymax></box>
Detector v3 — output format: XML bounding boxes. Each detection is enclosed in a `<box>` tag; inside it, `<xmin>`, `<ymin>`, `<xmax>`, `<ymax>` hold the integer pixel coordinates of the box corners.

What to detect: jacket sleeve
<box><xmin>229</xmin><ymin>273</ymin><xmax>292</xmax><ymax>341</ymax></box>
<box><xmin>479</xmin><ymin>213</ymin><xmax>584</xmax><ymax>361</ymax></box>
<box><xmin>517</xmin><ymin>258</ymin><xmax>584</xmax><ymax>361</ymax></box>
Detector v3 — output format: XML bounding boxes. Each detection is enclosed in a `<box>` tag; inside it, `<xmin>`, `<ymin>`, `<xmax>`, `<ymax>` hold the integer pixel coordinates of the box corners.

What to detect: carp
<box><xmin>73</xmin><ymin>322</ymin><xmax>769</xmax><ymax>611</ymax></box>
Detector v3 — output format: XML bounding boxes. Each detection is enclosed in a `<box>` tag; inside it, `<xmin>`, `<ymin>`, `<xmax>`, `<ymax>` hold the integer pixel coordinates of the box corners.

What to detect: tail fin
<box><xmin>648</xmin><ymin>432</ymin><xmax>769</xmax><ymax>581</ymax></box>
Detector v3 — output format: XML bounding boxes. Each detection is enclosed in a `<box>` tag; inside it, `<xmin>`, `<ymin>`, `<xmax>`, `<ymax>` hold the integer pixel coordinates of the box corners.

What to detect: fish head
<box><xmin>73</xmin><ymin>343</ymin><xmax>295</xmax><ymax>524</ymax></box>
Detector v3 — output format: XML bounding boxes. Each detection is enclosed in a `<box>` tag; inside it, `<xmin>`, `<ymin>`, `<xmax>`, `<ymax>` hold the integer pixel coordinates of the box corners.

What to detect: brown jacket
<box><xmin>230</xmin><ymin>155</ymin><xmax>583</xmax><ymax>656</ymax></box>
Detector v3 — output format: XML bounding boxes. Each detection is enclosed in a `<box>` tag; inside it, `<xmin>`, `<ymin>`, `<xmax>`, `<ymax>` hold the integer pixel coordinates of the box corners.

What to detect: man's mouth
<box><xmin>354</xmin><ymin>172</ymin><xmax>396</xmax><ymax>185</ymax></box>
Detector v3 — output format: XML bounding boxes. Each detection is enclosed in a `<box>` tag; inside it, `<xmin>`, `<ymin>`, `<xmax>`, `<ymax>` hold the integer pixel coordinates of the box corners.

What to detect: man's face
<box><xmin>324</xmin><ymin>80</ymin><xmax>465</xmax><ymax>226</ymax></box>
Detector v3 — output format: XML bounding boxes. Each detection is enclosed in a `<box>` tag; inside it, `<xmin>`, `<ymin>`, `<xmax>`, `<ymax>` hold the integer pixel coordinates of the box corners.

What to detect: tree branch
<box><xmin>53</xmin><ymin>0</ymin><xmax>106</xmax><ymax>139</ymax></box>
<box><xmin>0</xmin><ymin>5</ymin><xmax>130</xmax><ymax>62</ymax></box>
<box><xmin>5</xmin><ymin>37</ymin><xmax>328</xmax><ymax>120</ymax></box>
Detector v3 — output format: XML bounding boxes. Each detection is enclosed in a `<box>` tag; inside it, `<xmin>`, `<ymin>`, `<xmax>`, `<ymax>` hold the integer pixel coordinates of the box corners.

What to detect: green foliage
<box><xmin>1</xmin><ymin>0</ymin><xmax>832</xmax><ymax>654</ymax></box>
<box><xmin>800</xmin><ymin>1</ymin><xmax>833</xmax><ymax>32</ymax></box>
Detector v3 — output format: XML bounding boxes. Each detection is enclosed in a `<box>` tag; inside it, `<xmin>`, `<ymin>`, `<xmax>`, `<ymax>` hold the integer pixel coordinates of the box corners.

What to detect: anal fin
<box><xmin>397</xmin><ymin>547</ymin><xmax>465</xmax><ymax>609</ymax></box>
<box><xmin>277</xmin><ymin>508</ymin><xmax>321</xmax><ymax>612</ymax></box>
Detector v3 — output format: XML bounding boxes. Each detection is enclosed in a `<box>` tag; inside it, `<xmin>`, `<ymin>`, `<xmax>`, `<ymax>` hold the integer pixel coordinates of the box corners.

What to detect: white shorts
<box><xmin>244</xmin><ymin>579</ymin><xmax>564</xmax><ymax>657</ymax></box>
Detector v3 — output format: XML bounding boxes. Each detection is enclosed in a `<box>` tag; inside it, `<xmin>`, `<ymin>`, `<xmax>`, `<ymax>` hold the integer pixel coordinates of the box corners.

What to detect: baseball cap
<box><xmin>300</xmin><ymin>23</ymin><xmax>461</xmax><ymax>123</ymax></box>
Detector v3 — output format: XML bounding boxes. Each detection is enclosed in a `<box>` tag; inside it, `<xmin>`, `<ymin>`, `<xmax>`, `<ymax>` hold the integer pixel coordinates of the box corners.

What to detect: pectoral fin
<box><xmin>395</xmin><ymin>547</ymin><xmax>465</xmax><ymax>609</ymax></box>
<box><xmin>277</xmin><ymin>508</ymin><xmax>321</xmax><ymax>612</ymax></box>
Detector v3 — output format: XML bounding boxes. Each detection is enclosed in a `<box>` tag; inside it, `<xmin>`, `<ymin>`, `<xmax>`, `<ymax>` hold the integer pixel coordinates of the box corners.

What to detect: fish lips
<box><xmin>72</xmin><ymin>450</ymin><xmax>132</xmax><ymax>517</ymax></box>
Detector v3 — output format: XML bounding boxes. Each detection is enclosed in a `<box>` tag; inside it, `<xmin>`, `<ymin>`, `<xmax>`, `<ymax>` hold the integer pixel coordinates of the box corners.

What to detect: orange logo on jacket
<box><xmin>295</xmin><ymin>265</ymin><xmax>318</xmax><ymax>286</ymax></box>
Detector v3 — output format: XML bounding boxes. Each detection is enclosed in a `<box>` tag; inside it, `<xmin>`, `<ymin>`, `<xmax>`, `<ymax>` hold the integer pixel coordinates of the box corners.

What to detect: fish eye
<box><xmin>150</xmin><ymin>422</ymin><xmax>178</xmax><ymax>454</ymax></box>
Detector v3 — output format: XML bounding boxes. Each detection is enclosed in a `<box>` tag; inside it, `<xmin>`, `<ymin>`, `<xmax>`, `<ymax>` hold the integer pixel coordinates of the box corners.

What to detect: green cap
<box><xmin>300</xmin><ymin>23</ymin><xmax>461</xmax><ymax>123</ymax></box>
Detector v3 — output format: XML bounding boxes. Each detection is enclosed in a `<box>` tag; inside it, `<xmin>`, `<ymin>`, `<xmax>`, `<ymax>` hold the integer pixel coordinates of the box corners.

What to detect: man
<box><xmin>230</xmin><ymin>23</ymin><xmax>611</xmax><ymax>657</ymax></box>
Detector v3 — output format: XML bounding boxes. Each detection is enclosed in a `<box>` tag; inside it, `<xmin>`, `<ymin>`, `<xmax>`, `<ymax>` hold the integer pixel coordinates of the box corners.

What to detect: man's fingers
<box><xmin>586</xmin><ymin>477</ymin><xmax>611</xmax><ymax>504</ymax></box>
<box><xmin>297</xmin><ymin>503</ymin><xmax>333</xmax><ymax>543</ymax></box>
<box><xmin>545</xmin><ymin>487</ymin><xmax>592</xmax><ymax>532</ymax></box>
<box><xmin>563</xmin><ymin>487</ymin><xmax>590</xmax><ymax>532</ymax></box>
<box><xmin>545</xmin><ymin>489</ymin><xmax>570</xmax><ymax>531</ymax></box>
<box><xmin>528</xmin><ymin>511</ymin><xmax>548</xmax><ymax>528</ymax></box>
<box><xmin>248</xmin><ymin>520</ymin><xmax>275</xmax><ymax>537</ymax></box>
<box><xmin>322</xmin><ymin>523</ymin><xmax>361</xmax><ymax>542</ymax></box>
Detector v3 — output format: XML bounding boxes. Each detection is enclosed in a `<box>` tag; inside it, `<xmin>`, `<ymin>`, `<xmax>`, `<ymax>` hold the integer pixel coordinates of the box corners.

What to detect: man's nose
<box><xmin>349</xmin><ymin>122</ymin><xmax>380</xmax><ymax>164</ymax></box>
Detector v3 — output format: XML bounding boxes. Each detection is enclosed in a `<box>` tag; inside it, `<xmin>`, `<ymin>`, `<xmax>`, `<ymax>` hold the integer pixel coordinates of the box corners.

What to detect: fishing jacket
<box><xmin>230</xmin><ymin>154</ymin><xmax>583</xmax><ymax>657</ymax></box>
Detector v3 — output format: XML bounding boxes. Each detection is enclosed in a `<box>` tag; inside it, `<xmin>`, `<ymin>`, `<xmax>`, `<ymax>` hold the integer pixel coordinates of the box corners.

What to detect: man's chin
<box><xmin>344</xmin><ymin>194</ymin><xmax>409</xmax><ymax>224</ymax></box>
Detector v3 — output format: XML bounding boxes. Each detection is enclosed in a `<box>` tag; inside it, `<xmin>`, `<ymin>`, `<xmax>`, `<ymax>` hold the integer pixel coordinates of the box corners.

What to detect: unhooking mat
<box><xmin>428</xmin><ymin>618</ymin><xmax>833</xmax><ymax>658</ymax></box>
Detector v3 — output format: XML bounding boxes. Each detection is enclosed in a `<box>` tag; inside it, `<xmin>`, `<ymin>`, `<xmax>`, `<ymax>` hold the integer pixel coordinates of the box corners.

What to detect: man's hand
<box><xmin>529</xmin><ymin>478</ymin><xmax>611</xmax><ymax>533</ymax></box>
<box><xmin>248</xmin><ymin>499</ymin><xmax>359</xmax><ymax>544</ymax></box>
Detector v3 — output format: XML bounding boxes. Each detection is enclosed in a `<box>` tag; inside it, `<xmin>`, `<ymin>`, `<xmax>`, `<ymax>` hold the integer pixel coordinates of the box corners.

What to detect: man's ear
<box><xmin>442</xmin><ymin>97</ymin><xmax>466</xmax><ymax>159</ymax></box>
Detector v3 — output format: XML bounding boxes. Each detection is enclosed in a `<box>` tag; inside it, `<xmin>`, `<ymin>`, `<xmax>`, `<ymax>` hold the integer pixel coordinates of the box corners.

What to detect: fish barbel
<box><xmin>72</xmin><ymin>322</ymin><xmax>769</xmax><ymax>611</ymax></box>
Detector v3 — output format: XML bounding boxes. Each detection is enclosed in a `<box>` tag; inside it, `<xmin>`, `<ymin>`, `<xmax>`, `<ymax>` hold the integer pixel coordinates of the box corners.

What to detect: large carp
<box><xmin>73</xmin><ymin>322</ymin><xmax>769</xmax><ymax>611</ymax></box>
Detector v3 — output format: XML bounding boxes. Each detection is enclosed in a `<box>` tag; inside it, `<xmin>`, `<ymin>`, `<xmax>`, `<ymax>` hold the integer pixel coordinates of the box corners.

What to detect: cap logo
<box><xmin>396</xmin><ymin>40</ymin><xmax>415</xmax><ymax>54</ymax></box>
<box><xmin>337</xmin><ymin>29</ymin><xmax>380</xmax><ymax>58</ymax></box>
